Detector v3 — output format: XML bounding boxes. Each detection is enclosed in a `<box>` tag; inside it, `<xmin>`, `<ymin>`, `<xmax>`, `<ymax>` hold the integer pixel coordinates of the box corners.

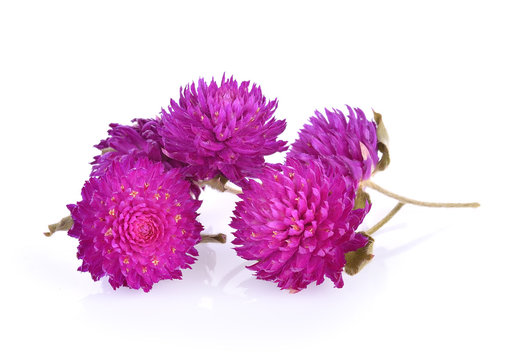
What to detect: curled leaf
<box><xmin>344</xmin><ymin>233</ymin><xmax>374</xmax><ymax>276</ymax></box>
<box><xmin>373</xmin><ymin>110</ymin><xmax>390</xmax><ymax>172</ymax></box>
<box><xmin>44</xmin><ymin>215</ymin><xmax>73</xmax><ymax>237</ymax></box>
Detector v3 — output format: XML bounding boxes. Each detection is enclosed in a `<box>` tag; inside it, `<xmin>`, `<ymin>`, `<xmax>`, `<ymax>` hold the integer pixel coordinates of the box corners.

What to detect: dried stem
<box><xmin>200</xmin><ymin>233</ymin><xmax>227</xmax><ymax>243</ymax></box>
<box><xmin>224</xmin><ymin>183</ymin><xmax>242</xmax><ymax>195</ymax></box>
<box><xmin>44</xmin><ymin>215</ymin><xmax>74</xmax><ymax>237</ymax></box>
<box><xmin>363</xmin><ymin>180</ymin><xmax>480</xmax><ymax>208</ymax></box>
<box><xmin>196</xmin><ymin>175</ymin><xmax>242</xmax><ymax>195</ymax></box>
<box><xmin>365</xmin><ymin>202</ymin><xmax>405</xmax><ymax>236</ymax></box>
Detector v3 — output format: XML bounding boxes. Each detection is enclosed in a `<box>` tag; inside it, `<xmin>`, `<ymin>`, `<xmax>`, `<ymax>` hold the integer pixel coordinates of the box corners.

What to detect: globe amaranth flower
<box><xmin>288</xmin><ymin>106</ymin><xmax>378</xmax><ymax>183</ymax></box>
<box><xmin>159</xmin><ymin>75</ymin><xmax>288</xmax><ymax>184</ymax></box>
<box><xmin>231</xmin><ymin>158</ymin><xmax>370</xmax><ymax>292</ymax></box>
<box><xmin>92</xmin><ymin>117</ymin><xmax>185</xmax><ymax>177</ymax></box>
<box><xmin>68</xmin><ymin>156</ymin><xmax>203</xmax><ymax>292</ymax></box>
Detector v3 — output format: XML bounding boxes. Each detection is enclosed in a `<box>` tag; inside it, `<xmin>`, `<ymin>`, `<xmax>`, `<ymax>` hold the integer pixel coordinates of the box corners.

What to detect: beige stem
<box><xmin>365</xmin><ymin>202</ymin><xmax>405</xmax><ymax>236</ymax></box>
<box><xmin>363</xmin><ymin>180</ymin><xmax>480</xmax><ymax>208</ymax></box>
<box><xmin>224</xmin><ymin>183</ymin><xmax>242</xmax><ymax>195</ymax></box>
<box><xmin>200</xmin><ymin>233</ymin><xmax>227</xmax><ymax>243</ymax></box>
<box><xmin>44</xmin><ymin>215</ymin><xmax>74</xmax><ymax>237</ymax></box>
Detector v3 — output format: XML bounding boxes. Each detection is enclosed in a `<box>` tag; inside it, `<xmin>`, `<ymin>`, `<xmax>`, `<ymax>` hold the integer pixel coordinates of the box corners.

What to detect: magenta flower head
<box><xmin>231</xmin><ymin>158</ymin><xmax>370</xmax><ymax>292</ymax></box>
<box><xmin>288</xmin><ymin>106</ymin><xmax>378</xmax><ymax>183</ymax></box>
<box><xmin>159</xmin><ymin>75</ymin><xmax>288</xmax><ymax>184</ymax></box>
<box><xmin>67</xmin><ymin>156</ymin><xmax>203</xmax><ymax>292</ymax></box>
<box><xmin>92</xmin><ymin>117</ymin><xmax>184</xmax><ymax>177</ymax></box>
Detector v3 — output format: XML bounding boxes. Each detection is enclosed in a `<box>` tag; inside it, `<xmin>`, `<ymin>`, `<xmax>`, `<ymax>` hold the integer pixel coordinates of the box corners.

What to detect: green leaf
<box><xmin>373</xmin><ymin>110</ymin><xmax>390</xmax><ymax>172</ymax></box>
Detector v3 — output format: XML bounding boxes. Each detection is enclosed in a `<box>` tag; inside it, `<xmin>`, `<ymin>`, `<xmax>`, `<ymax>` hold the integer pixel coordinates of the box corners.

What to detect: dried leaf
<box><xmin>198</xmin><ymin>174</ymin><xmax>229</xmax><ymax>192</ymax></box>
<box><xmin>354</xmin><ymin>188</ymin><xmax>371</xmax><ymax>210</ymax></box>
<box><xmin>44</xmin><ymin>215</ymin><xmax>73</xmax><ymax>237</ymax></box>
<box><xmin>344</xmin><ymin>233</ymin><xmax>374</xmax><ymax>276</ymax></box>
<box><xmin>373</xmin><ymin>110</ymin><xmax>390</xmax><ymax>172</ymax></box>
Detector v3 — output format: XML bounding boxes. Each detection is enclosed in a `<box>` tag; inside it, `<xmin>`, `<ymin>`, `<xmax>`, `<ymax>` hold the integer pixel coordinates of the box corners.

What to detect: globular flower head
<box><xmin>231</xmin><ymin>159</ymin><xmax>370</xmax><ymax>292</ymax></box>
<box><xmin>92</xmin><ymin>117</ymin><xmax>184</xmax><ymax>177</ymax></box>
<box><xmin>68</xmin><ymin>156</ymin><xmax>203</xmax><ymax>292</ymax></box>
<box><xmin>288</xmin><ymin>106</ymin><xmax>378</xmax><ymax>183</ymax></box>
<box><xmin>159</xmin><ymin>75</ymin><xmax>288</xmax><ymax>184</ymax></box>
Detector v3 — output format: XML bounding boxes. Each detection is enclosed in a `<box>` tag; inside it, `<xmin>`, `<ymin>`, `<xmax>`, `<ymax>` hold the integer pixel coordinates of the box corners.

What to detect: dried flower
<box><xmin>92</xmin><ymin>118</ymin><xmax>184</xmax><ymax>177</ymax></box>
<box><xmin>231</xmin><ymin>159</ymin><xmax>370</xmax><ymax>292</ymax></box>
<box><xmin>288</xmin><ymin>106</ymin><xmax>378</xmax><ymax>183</ymax></box>
<box><xmin>159</xmin><ymin>75</ymin><xmax>287</xmax><ymax>184</ymax></box>
<box><xmin>68</xmin><ymin>156</ymin><xmax>203</xmax><ymax>292</ymax></box>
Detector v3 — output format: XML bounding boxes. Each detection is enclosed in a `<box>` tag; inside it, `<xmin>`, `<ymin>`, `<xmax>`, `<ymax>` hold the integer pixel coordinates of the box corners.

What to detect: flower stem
<box><xmin>200</xmin><ymin>233</ymin><xmax>227</xmax><ymax>243</ymax></box>
<box><xmin>363</xmin><ymin>180</ymin><xmax>480</xmax><ymax>208</ymax></box>
<box><xmin>196</xmin><ymin>175</ymin><xmax>242</xmax><ymax>195</ymax></box>
<box><xmin>365</xmin><ymin>202</ymin><xmax>405</xmax><ymax>236</ymax></box>
<box><xmin>224</xmin><ymin>183</ymin><xmax>242</xmax><ymax>195</ymax></box>
<box><xmin>44</xmin><ymin>215</ymin><xmax>73</xmax><ymax>237</ymax></box>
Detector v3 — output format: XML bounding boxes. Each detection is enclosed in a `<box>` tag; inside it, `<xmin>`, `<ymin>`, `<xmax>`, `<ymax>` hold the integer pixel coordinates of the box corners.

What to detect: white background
<box><xmin>1</xmin><ymin>1</ymin><xmax>507</xmax><ymax>359</ymax></box>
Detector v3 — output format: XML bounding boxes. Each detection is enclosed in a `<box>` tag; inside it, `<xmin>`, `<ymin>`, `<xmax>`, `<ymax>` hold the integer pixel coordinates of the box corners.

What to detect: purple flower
<box><xmin>231</xmin><ymin>159</ymin><xmax>370</xmax><ymax>292</ymax></box>
<box><xmin>68</xmin><ymin>156</ymin><xmax>203</xmax><ymax>292</ymax></box>
<box><xmin>159</xmin><ymin>75</ymin><xmax>288</xmax><ymax>184</ymax></box>
<box><xmin>288</xmin><ymin>106</ymin><xmax>378</xmax><ymax>183</ymax></box>
<box><xmin>92</xmin><ymin>117</ymin><xmax>185</xmax><ymax>177</ymax></box>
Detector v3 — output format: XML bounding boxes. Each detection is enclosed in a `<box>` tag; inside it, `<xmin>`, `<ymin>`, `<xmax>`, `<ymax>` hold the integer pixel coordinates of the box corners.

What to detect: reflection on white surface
<box><xmin>68</xmin><ymin>184</ymin><xmax>459</xmax><ymax>350</ymax></box>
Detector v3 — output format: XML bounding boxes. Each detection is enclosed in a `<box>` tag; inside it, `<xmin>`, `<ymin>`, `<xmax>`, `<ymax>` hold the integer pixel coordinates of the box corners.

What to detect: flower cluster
<box><xmin>53</xmin><ymin>74</ymin><xmax>389</xmax><ymax>293</ymax></box>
